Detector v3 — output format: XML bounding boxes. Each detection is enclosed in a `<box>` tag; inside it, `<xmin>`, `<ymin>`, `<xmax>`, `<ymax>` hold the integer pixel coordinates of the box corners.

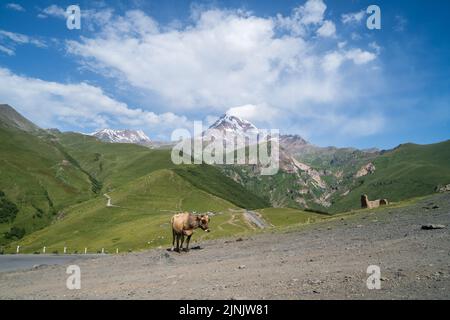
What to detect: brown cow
<box><xmin>361</xmin><ymin>194</ymin><xmax>389</xmax><ymax>209</ymax></box>
<box><xmin>171</xmin><ymin>212</ymin><xmax>210</xmax><ymax>252</ymax></box>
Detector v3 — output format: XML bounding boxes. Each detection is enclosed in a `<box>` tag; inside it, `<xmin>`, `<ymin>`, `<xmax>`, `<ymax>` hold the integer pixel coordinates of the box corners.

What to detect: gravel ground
<box><xmin>0</xmin><ymin>193</ymin><xmax>449</xmax><ymax>300</ymax></box>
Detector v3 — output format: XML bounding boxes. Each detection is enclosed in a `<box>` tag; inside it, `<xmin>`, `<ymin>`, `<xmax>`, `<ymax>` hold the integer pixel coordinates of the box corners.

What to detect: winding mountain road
<box><xmin>244</xmin><ymin>210</ymin><xmax>271</xmax><ymax>229</ymax></box>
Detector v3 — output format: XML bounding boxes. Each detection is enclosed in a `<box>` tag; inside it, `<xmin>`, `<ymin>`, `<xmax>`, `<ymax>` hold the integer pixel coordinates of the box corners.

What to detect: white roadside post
<box><xmin>84</xmin><ymin>247</ymin><xmax>87</xmax><ymax>254</ymax></box>
<box><xmin>43</xmin><ymin>246</ymin><xmax>46</xmax><ymax>254</ymax></box>
<box><xmin>16</xmin><ymin>245</ymin><xmax>20</xmax><ymax>254</ymax></box>
<box><xmin>64</xmin><ymin>247</ymin><xmax>67</xmax><ymax>254</ymax></box>
<box><xmin>116</xmin><ymin>248</ymin><xmax>119</xmax><ymax>254</ymax></box>
<box><xmin>101</xmin><ymin>248</ymin><xmax>104</xmax><ymax>254</ymax></box>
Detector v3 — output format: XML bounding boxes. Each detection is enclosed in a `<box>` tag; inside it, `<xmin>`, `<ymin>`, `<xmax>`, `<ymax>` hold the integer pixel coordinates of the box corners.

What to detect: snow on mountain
<box><xmin>91</xmin><ymin>129</ymin><xmax>151</xmax><ymax>144</ymax></box>
<box><xmin>208</xmin><ymin>114</ymin><xmax>259</xmax><ymax>135</ymax></box>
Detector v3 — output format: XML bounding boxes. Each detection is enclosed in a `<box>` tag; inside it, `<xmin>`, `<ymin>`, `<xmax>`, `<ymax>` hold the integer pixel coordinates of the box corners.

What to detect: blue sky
<box><xmin>0</xmin><ymin>0</ymin><xmax>449</xmax><ymax>149</ymax></box>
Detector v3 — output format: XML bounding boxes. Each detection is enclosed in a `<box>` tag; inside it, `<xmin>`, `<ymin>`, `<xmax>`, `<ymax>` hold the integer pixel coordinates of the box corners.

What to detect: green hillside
<box><xmin>55</xmin><ymin>132</ymin><xmax>269</xmax><ymax>209</ymax></box>
<box><xmin>330</xmin><ymin>140</ymin><xmax>450</xmax><ymax>212</ymax></box>
<box><xmin>173</xmin><ymin>164</ymin><xmax>270</xmax><ymax>210</ymax></box>
<box><xmin>55</xmin><ymin>132</ymin><xmax>175</xmax><ymax>189</ymax></box>
<box><xmin>7</xmin><ymin>169</ymin><xmax>331</xmax><ymax>254</ymax></box>
<box><xmin>257</xmin><ymin>207</ymin><xmax>327</xmax><ymax>227</ymax></box>
<box><xmin>1</xmin><ymin>104</ymin><xmax>449</xmax><ymax>252</ymax></box>
<box><xmin>0</xmin><ymin>106</ymin><xmax>270</xmax><ymax>247</ymax></box>
<box><xmin>0</xmin><ymin>126</ymin><xmax>95</xmax><ymax>245</ymax></box>
<box><xmin>7</xmin><ymin>169</ymin><xmax>253</xmax><ymax>253</ymax></box>
<box><xmin>0</xmin><ymin>104</ymin><xmax>41</xmax><ymax>133</ymax></box>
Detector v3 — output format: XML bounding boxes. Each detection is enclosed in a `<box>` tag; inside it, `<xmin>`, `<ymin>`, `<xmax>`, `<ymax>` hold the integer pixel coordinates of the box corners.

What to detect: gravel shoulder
<box><xmin>0</xmin><ymin>193</ymin><xmax>449</xmax><ymax>300</ymax></box>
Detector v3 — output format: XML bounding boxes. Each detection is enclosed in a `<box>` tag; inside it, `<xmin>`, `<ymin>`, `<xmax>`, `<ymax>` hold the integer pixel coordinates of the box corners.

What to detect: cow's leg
<box><xmin>171</xmin><ymin>229</ymin><xmax>176</xmax><ymax>251</ymax></box>
<box><xmin>176</xmin><ymin>234</ymin><xmax>180</xmax><ymax>252</ymax></box>
<box><xmin>180</xmin><ymin>234</ymin><xmax>185</xmax><ymax>252</ymax></box>
<box><xmin>185</xmin><ymin>235</ymin><xmax>192</xmax><ymax>252</ymax></box>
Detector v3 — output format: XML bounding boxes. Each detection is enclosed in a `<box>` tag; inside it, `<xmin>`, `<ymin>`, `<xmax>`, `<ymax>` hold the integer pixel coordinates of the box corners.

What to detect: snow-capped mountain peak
<box><xmin>91</xmin><ymin>129</ymin><xmax>151</xmax><ymax>144</ymax></box>
<box><xmin>208</xmin><ymin>114</ymin><xmax>259</xmax><ymax>135</ymax></box>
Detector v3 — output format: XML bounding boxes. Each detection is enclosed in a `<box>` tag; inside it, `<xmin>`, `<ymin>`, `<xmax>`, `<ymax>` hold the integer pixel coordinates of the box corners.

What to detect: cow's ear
<box><xmin>196</xmin><ymin>215</ymin><xmax>201</xmax><ymax>221</ymax></box>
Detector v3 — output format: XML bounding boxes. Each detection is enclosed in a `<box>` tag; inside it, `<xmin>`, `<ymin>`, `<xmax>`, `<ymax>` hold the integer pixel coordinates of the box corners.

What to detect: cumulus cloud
<box><xmin>39</xmin><ymin>4</ymin><xmax>66</xmax><ymax>18</ymax></box>
<box><xmin>0</xmin><ymin>0</ymin><xmax>375</xmax><ymax>140</ymax></box>
<box><xmin>297</xmin><ymin>0</ymin><xmax>327</xmax><ymax>25</ymax></box>
<box><xmin>341</xmin><ymin>10</ymin><xmax>365</xmax><ymax>24</ymax></box>
<box><xmin>317</xmin><ymin>20</ymin><xmax>336</xmax><ymax>37</ymax></box>
<box><xmin>5</xmin><ymin>3</ymin><xmax>25</xmax><ymax>12</ymax></box>
<box><xmin>0</xmin><ymin>68</ymin><xmax>188</xmax><ymax>136</ymax></box>
<box><xmin>276</xmin><ymin>0</ymin><xmax>328</xmax><ymax>36</ymax></box>
<box><xmin>68</xmin><ymin>6</ymin><xmax>375</xmax><ymax>104</ymax></box>
<box><xmin>63</xmin><ymin>0</ymin><xmax>382</xmax><ymax>138</ymax></box>
<box><xmin>345</xmin><ymin>48</ymin><xmax>377</xmax><ymax>65</ymax></box>
<box><xmin>226</xmin><ymin>104</ymin><xmax>279</xmax><ymax>124</ymax></box>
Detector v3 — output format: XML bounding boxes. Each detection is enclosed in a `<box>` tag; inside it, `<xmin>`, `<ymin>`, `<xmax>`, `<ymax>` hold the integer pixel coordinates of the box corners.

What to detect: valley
<box><xmin>0</xmin><ymin>104</ymin><xmax>449</xmax><ymax>254</ymax></box>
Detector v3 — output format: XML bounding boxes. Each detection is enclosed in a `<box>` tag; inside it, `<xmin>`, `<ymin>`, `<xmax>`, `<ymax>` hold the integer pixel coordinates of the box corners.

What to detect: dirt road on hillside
<box><xmin>1</xmin><ymin>193</ymin><xmax>449</xmax><ymax>299</ymax></box>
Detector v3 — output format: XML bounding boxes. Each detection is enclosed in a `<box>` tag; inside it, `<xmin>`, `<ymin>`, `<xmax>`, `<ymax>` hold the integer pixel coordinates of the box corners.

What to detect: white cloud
<box><xmin>341</xmin><ymin>10</ymin><xmax>365</xmax><ymax>24</ymax></box>
<box><xmin>337</xmin><ymin>41</ymin><xmax>347</xmax><ymax>49</ymax></box>
<box><xmin>5</xmin><ymin>3</ymin><xmax>25</xmax><ymax>12</ymax></box>
<box><xmin>67</xmin><ymin>5</ymin><xmax>375</xmax><ymax>109</ymax></box>
<box><xmin>369</xmin><ymin>41</ymin><xmax>381</xmax><ymax>55</ymax></box>
<box><xmin>226</xmin><ymin>104</ymin><xmax>279</xmax><ymax>124</ymax></box>
<box><xmin>322</xmin><ymin>46</ymin><xmax>377</xmax><ymax>72</ymax></box>
<box><xmin>322</xmin><ymin>51</ymin><xmax>344</xmax><ymax>72</ymax></box>
<box><xmin>0</xmin><ymin>68</ymin><xmax>188</xmax><ymax>135</ymax></box>
<box><xmin>64</xmin><ymin>2</ymin><xmax>383</xmax><ymax>138</ymax></box>
<box><xmin>38</xmin><ymin>5</ymin><xmax>115</xmax><ymax>32</ymax></box>
<box><xmin>0</xmin><ymin>30</ymin><xmax>46</xmax><ymax>55</ymax></box>
<box><xmin>317</xmin><ymin>20</ymin><xmax>336</xmax><ymax>37</ymax></box>
<box><xmin>297</xmin><ymin>0</ymin><xmax>327</xmax><ymax>25</ymax></box>
<box><xmin>276</xmin><ymin>0</ymin><xmax>328</xmax><ymax>36</ymax></box>
<box><xmin>40</xmin><ymin>5</ymin><xmax>66</xmax><ymax>18</ymax></box>
<box><xmin>0</xmin><ymin>30</ymin><xmax>46</xmax><ymax>48</ymax></box>
<box><xmin>0</xmin><ymin>44</ymin><xmax>14</xmax><ymax>56</ymax></box>
<box><xmin>345</xmin><ymin>48</ymin><xmax>377</xmax><ymax>65</ymax></box>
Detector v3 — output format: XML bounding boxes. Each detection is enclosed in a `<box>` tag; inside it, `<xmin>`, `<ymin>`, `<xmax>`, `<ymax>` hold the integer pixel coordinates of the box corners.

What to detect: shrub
<box><xmin>4</xmin><ymin>226</ymin><xmax>26</xmax><ymax>240</ymax></box>
<box><xmin>0</xmin><ymin>198</ymin><xmax>19</xmax><ymax>223</ymax></box>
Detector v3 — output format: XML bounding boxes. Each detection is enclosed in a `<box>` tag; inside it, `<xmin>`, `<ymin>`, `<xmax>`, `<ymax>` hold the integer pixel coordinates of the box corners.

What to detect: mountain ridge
<box><xmin>0</xmin><ymin>104</ymin><xmax>41</xmax><ymax>133</ymax></box>
<box><xmin>91</xmin><ymin>128</ymin><xmax>152</xmax><ymax>145</ymax></box>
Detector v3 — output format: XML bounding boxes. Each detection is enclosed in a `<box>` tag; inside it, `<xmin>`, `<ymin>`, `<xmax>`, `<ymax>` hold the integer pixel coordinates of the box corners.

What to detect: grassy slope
<box><xmin>0</xmin><ymin>129</ymin><xmax>269</xmax><ymax>247</ymax></box>
<box><xmin>2</xmin><ymin>121</ymin><xmax>448</xmax><ymax>251</ymax></box>
<box><xmin>258</xmin><ymin>207</ymin><xmax>327</xmax><ymax>227</ymax></box>
<box><xmin>7</xmin><ymin>173</ymin><xmax>441</xmax><ymax>254</ymax></box>
<box><xmin>330</xmin><ymin>140</ymin><xmax>450</xmax><ymax>212</ymax></box>
<box><xmin>9</xmin><ymin>170</ymin><xmax>332</xmax><ymax>254</ymax></box>
<box><xmin>0</xmin><ymin>127</ymin><xmax>94</xmax><ymax>243</ymax></box>
<box><xmin>8</xmin><ymin>169</ymin><xmax>253</xmax><ymax>253</ymax></box>
<box><xmin>56</xmin><ymin>132</ymin><xmax>175</xmax><ymax>190</ymax></box>
<box><xmin>57</xmin><ymin>133</ymin><xmax>268</xmax><ymax>209</ymax></box>
<box><xmin>173</xmin><ymin>164</ymin><xmax>270</xmax><ymax>210</ymax></box>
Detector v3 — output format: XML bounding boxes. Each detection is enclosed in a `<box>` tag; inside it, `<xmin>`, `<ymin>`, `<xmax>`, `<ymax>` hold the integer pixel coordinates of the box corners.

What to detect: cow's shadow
<box><xmin>166</xmin><ymin>245</ymin><xmax>203</xmax><ymax>252</ymax></box>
